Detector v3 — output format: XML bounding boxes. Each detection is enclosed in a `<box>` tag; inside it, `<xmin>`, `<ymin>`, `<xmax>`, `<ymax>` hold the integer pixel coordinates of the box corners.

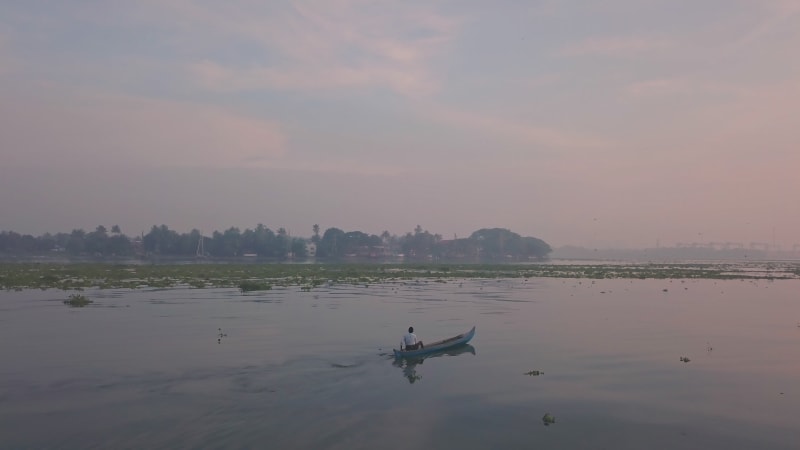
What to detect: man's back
<box><xmin>402</xmin><ymin>332</ymin><xmax>417</xmax><ymax>346</ymax></box>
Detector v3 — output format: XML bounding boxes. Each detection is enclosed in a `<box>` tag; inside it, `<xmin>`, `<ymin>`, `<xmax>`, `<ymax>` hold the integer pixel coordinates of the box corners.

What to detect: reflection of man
<box><xmin>403</xmin><ymin>360</ymin><xmax>422</xmax><ymax>383</ymax></box>
<box><xmin>392</xmin><ymin>354</ymin><xmax>423</xmax><ymax>383</ymax></box>
<box><xmin>401</xmin><ymin>326</ymin><xmax>424</xmax><ymax>351</ymax></box>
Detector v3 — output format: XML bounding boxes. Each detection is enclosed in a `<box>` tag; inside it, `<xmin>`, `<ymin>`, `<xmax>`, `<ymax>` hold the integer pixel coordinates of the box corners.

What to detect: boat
<box><xmin>393</xmin><ymin>326</ymin><xmax>476</xmax><ymax>358</ymax></box>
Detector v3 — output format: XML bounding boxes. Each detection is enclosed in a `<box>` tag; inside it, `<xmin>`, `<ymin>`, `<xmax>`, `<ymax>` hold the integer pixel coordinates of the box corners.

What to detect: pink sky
<box><xmin>1</xmin><ymin>1</ymin><xmax>799</xmax><ymax>249</ymax></box>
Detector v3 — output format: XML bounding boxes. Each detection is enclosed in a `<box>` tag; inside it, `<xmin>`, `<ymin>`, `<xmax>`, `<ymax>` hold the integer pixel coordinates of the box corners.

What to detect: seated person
<box><xmin>401</xmin><ymin>326</ymin><xmax>424</xmax><ymax>351</ymax></box>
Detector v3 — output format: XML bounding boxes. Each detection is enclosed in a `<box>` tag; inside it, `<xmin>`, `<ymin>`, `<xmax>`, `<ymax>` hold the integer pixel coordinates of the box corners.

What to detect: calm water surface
<box><xmin>1</xmin><ymin>277</ymin><xmax>799</xmax><ymax>449</ymax></box>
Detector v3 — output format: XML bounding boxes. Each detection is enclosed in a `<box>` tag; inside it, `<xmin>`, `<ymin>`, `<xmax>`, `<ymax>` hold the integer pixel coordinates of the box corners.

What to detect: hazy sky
<box><xmin>1</xmin><ymin>1</ymin><xmax>799</xmax><ymax>249</ymax></box>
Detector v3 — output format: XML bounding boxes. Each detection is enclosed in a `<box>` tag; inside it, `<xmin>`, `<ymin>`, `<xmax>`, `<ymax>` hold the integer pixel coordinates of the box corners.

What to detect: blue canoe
<box><xmin>394</xmin><ymin>326</ymin><xmax>476</xmax><ymax>358</ymax></box>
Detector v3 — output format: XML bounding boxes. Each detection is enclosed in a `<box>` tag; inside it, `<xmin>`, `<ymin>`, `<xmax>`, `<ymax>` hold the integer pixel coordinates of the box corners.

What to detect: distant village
<box><xmin>0</xmin><ymin>225</ymin><xmax>552</xmax><ymax>262</ymax></box>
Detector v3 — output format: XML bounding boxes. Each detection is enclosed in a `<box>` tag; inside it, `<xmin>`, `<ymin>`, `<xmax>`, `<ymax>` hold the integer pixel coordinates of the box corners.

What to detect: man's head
<box><xmin>408</xmin><ymin>326</ymin><xmax>414</xmax><ymax>333</ymax></box>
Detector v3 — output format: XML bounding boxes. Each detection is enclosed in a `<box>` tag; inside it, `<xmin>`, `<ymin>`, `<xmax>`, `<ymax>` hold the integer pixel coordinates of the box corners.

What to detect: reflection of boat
<box><xmin>393</xmin><ymin>326</ymin><xmax>476</xmax><ymax>358</ymax></box>
<box><xmin>396</xmin><ymin>342</ymin><xmax>476</xmax><ymax>363</ymax></box>
<box><xmin>393</xmin><ymin>344</ymin><xmax>476</xmax><ymax>384</ymax></box>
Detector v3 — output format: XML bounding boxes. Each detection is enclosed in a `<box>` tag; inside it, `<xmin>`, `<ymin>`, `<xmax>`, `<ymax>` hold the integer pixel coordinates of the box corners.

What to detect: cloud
<box><xmin>189</xmin><ymin>59</ymin><xmax>436</xmax><ymax>95</ymax></box>
<box><xmin>423</xmin><ymin>103</ymin><xmax>612</xmax><ymax>151</ymax></box>
<box><xmin>4</xmin><ymin>1</ymin><xmax>459</xmax><ymax>97</ymax></box>
<box><xmin>174</xmin><ymin>1</ymin><xmax>459</xmax><ymax>97</ymax></box>
<box><xmin>0</xmin><ymin>86</ymin><xmax>286</xmax><ymax>168</ymax></box>
<box><xmin>0</xmin><ymin>32</ymin><xmax>12</xmax><ymax>75</ymax></box>
<box><xmin>732</xmin><ymin>0</ymin><xmax>800</xmax><ymax>46</ymax></box>
<box><xmin>623</xmin><ymin>77</ymin><xmax>749</xmax><ymax>99</ymax></box>
<box><xmin>625</xmin><ymin>78</ymin><xmax>691</xmax><ymax>97</ymax></box>
<box><xmin>695</xmin><ymin>79</ymin><xmax>800</xmax><ymax>154</ymax></box>
<box><xmin>558</xmin><ymin>36</ymin><xmax>672</xmax><ymax>57</ymax></box>
<box><xmin>617</xmin><ymin>75</ymin><xmax>800</xmax><ymax>187</ymax></box>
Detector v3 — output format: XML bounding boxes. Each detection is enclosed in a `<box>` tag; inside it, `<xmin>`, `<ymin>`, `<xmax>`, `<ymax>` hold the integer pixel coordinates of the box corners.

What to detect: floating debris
<box><xmin>525</xmin><ymin>370</ymin><xmax>544</xmax><ymax>376</ymax></box>
<box><xmin>238</xmin><ymin>280</ymin><xmax>272</xmax><ymax>293</ymax></box>
<box><xmin>542</xmin><ymin>413</ymin><xmax>556</xmax><ymax>426</ymax></box>
<box><xmin>63</xmin><ymin>293</ymin><xmax>92</xmax><ymax>307</ymax></box>
<box><xmin>680</xmin><ymin>356</ymin><xmax>691</xmax><ymax>363</ymax></box>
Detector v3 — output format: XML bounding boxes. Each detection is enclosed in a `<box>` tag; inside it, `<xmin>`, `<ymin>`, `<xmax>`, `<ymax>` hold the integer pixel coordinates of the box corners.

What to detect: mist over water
<box><xmin>1</xmin><ymin>276</ymin><xmax>799</xmax><ymax>449</ymax></box>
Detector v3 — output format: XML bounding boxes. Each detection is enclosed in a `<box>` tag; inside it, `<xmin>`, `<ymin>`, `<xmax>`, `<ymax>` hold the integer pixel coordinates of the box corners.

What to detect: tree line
<box><xmin>0</xmin><ymin>224</ymin><xmax>552</xmax><ymax>261</ymax></box>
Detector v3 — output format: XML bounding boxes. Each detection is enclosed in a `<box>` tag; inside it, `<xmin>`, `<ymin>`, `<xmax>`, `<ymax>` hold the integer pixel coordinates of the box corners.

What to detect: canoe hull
<box><xmin>393</xmin><ymin>326</ymin><xmax>476</xmax><ymax>358</ymax></box>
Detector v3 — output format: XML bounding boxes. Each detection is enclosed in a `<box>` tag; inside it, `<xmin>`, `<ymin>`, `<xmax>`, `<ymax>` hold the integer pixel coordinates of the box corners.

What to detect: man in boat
<box><xmin>401</xmin><ymin>326</ymin><xmax>424</xmax><ymax>351</ymax></box>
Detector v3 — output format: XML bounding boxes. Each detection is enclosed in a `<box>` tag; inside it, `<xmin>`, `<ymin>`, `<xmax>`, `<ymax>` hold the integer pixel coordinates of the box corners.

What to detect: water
<box><xmin>1</xmin><ymin>277</ymin><xmax>799</xmax><ymax>449</ymax></box>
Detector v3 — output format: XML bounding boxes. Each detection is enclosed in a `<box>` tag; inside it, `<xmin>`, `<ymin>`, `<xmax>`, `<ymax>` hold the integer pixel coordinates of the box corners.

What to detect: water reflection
<box><xmin>393</xmin><ymin>344</ymin><xmax>476</xmax><ymax>384</ymax></box>
<box><xmin>5</xmin><ymin>278</ymin><xmax>800</xmax><ymax>449</ymax></box>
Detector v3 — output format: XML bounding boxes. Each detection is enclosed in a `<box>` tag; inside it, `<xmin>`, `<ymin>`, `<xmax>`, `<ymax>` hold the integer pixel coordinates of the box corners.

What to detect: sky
<box><xmin>1</xmin><ymin>0</ymin><xmax>799</xmax><ymax>249</ymax></box>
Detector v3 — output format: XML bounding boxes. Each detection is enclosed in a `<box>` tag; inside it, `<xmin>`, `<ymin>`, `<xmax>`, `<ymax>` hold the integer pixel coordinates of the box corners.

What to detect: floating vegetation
<box><xmin>1</xmin><ymin>261</ymin><xmax>799</xmax><ymax>292</ymax></box>
<box><xmin>63</xmin><ymin>293</ymin><xmax>92</xmax><ymax>307</ymax></box>
<box><xmin>542</xmin><ymin>413</ymin><xmax>556</xmax><ymax>426</ymax></box>
<box><xmin>217</xmin><ymin>328</ymin><xmax>228</xmax><ymax>344</ymax></box>
<box><xmin>188</xmin><ymin>279</ymin><xmax>207</xmax><ymax>289</ymax></box>
<box><xmin>238</xmin><ymin>280</ymin><xmax>272</xmax><ymax>293</ymax></box>
<box><xmin>524</xmin><ymin>370</ymin><xmax>544</xmax><ymax>376</ymax></box>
